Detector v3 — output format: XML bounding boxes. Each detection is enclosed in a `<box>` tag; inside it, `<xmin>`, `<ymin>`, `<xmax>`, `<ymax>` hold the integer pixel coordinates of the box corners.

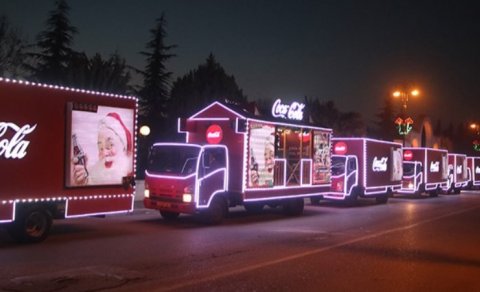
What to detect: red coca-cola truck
<box><xmin>320</xmin><ymin>138</ymin><xmax>403</xmax><ymax>204</ymax></box>
<box><xmin>444</xmin><ymin>153</ymin><xmax>468</xmax><ymax>194</ymax></box>
<box><xmin>144</xmin><ymin>101</ymin><xmax>333</xmax><ymax>223</ymax></box>
<box><xmin>0</xmin><ymin>78</ymin><xmax>137</xmax><ymax>242</ymax></box>
<box><xmin>466</xmin><ymin>156</ymin><xmax>480</xmax><ymax>189</ymax></box>
<box><xmin>398</xmin><ymin>147</ymin><xmax>448</xmax><ymax>196</ymax></box>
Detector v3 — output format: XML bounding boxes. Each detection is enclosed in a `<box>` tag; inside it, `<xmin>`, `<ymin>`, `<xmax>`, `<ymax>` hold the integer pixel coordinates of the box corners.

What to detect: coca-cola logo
<box><xmin>271</xmin><ymin>99</ymin><xmax>305</xmax><ymax>121</ymax></box>
<box><xmin>334</xmin><ymin>142</ymin><xmax>347</xmax><ymax>155</ymax></box>
<box><xmin>0</xmin><ymin>122</ymin><xmax>37</xmax><ymax>159</ymax></box>
<box><xmin>430</xmin><ymin>161</ymin><xmax>440</xmax><ymax>172</ymax></box>
<box><xmin>403</xmin><ymin>150</ymin><xmax>413</xmax><ymax>161</ymax></box>
<box><xmin>206</xmin><ymin>124</ymin><xmax>223</xmax><ymax>144</ymax></box>
<box><xmin>372</xmin><ymin>156</ymin><xmax>388</xmax><ymax>172</ymax></box>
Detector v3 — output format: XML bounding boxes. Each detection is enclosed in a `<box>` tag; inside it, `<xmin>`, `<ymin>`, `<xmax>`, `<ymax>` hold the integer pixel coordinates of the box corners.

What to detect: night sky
<box><xmin>2</xmin><ymin>0</ymin><xmax>479</xmax><ymax>126</ymax></box>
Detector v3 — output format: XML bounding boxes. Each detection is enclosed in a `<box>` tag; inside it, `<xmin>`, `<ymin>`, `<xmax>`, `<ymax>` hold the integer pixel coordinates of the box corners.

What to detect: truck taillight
<box><xmin>183</xmin><ymin>185</ymin><xmax>194</xmax><ymax>203</ymax></box>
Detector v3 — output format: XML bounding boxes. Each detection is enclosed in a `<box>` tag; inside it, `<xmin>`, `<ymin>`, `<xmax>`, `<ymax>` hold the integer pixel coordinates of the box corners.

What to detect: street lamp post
<box><xmin>469</xmin><ymin>122</ymin><xmax>480</xmax><ymax>151</ymax></box>
<box><xmin>392</xmin><ymin>89</ymin><xmax>419</xmax><ymax>146</ymax></box>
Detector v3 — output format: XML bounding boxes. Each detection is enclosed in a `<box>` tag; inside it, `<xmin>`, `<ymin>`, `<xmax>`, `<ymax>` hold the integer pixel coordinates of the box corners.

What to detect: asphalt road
<box><xmin>1</xmin><ymin>191</ymin><xmax>479</xmax><ymax>292</ymax></box>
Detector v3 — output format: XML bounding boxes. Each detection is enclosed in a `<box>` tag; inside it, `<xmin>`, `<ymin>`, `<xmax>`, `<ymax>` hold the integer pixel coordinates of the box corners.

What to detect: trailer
<box><xmin>466</xmin><ymin>156</ymin><xmax>480</xmax><ymax>189</ymax></box>
<box><xmin>0</xmin><ymin>78</ymin><xmax>137</xmax><ymax>242</ymax></box>
<box><xmin>398</xmin><ymin>147</ymin><xmax>448</xmax><ymax>197</ymax></box>
<box><xmin>144</xmin><ymin>100</ymin><xmax>332</xmax><ymax>223</ymax></box>
<box><xmin>320</xmin><ymin>138</ymin><xmax>403</xmax><ymax>204</ymax></box>
<box><xmin>444</xmin><ymin>153</ymin><xmax>468</xmax><ymax>194</ymax></box>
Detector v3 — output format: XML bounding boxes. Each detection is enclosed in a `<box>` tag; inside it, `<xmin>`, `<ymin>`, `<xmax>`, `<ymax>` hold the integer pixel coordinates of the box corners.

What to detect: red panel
<box><xmin>0</xmin><ymin>202</ymin><xmax>15</xmax><ymax>222</ymax></box>
<box><xmin>66</xmin><ymin>196</ymin><xmax>133</xmax><ymax>217</ymax></box>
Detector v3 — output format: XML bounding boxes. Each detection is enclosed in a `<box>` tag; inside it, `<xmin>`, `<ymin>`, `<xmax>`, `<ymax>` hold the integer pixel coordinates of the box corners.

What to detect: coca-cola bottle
<box><xmin>72</xmin><ymin>134</ymin><xmax>88</xmax><ymax>177</ymax></box>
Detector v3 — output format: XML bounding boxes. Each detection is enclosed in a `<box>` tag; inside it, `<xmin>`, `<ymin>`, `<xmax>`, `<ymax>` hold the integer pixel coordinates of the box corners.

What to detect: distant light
<box><xmin>139</xmin><ymin>125</ymin><xmax>151</xmax><ymax>136</ymax></box>
<box><xmin>470</xmin><ymin>123</ymin><xmax>478</xmax><ymax>130</ymax></box>
<box><xmin>393</xmin><ymin>91</ymin><xmax>401</xmax><ymax>97</ymax></box>
<box><xmin>411</xmin><ymin>89</ymin><xmax>419</xmax><ymax>96</ymax></box>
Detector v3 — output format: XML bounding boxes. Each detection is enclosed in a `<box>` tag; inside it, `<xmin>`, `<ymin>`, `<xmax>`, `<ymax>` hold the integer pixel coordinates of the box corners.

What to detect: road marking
<box><xmin>158</xmin><ymin>204</ymin><xmax>480</xmax><ymax>291</ymax></box>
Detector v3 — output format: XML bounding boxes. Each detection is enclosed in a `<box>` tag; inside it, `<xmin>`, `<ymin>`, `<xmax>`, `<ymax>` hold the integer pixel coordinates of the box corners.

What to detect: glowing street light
<box><xmin>392</xmin><ymin>88</ymin><xmax>420</xmax><ymax>140</ymax></box>
<box><xmin>392</xmin><ymin>89</ymin><xmax>420</xmax><ymax>110</ymax></box>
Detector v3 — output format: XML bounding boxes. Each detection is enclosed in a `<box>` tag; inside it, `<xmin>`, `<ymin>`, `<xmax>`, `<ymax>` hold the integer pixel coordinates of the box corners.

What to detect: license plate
<box><xmin>155</xmin><ymin>202</ymin><xmax>172</xmax><ymax>209</ymax></box>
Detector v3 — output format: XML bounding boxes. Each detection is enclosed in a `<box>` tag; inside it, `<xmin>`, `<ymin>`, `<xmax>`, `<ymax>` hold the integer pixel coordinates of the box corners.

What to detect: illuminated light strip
<box><xmin>323</xmin><ymin>155</ymin><xmax>359</xmax><ymax>200</ymax></box>
<box><xmin>0</xmin><ymin>77</ymin><xmax>136</xmax><ymax>100</ymax></box>
<box><xmin>195</xmin><ymin>144</ymin><xmax>229</xmax><ymax>208</ymax></box>
<box><xmin>0</xmin><ymin>201</ymin><xmax>16</xmax><ymax>223</ymax></box>
<box><xmin>242</xmin><ymin>119</ymin><xmax>249</xmax><ymax>193</ymax></box>
<box><xmin>177</xmin><ymin>118</ymin><xmax>187</xmax><ymax>134</ymax></box>
<box><xmin>145</xmin><ymin>171</ymin><xmax>196</xmax><ymax>180</ymax></box>
<box><xmin>243</xmin><ymin>192</ymin><xmax>326</xmax><ymax>202</ymax></box>
<box><xmin>189</xmin><ymin>101</ymin><xmax>247</xmax><ymax>120</ymax></box>
<box><xmin>246</xmin><ymin>184</ymin><xmax>330</xmax><ymax>193</ymax></box>
<box><xmin>300</xmin><ymin>159</ymin><xmax>313</xmax><ymax>186</ymax></box>
<box><xmin>190</xmin><ymin>117</ymin><xmax>230</xmax><ymax>121</ymax></box>
<box><xmin>248</xmin><ymin>117</ymin><xmax>332</xmax><ymax>132</ymax></box>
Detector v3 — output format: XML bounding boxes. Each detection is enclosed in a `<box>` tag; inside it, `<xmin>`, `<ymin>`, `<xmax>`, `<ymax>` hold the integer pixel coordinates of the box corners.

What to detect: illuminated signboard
<box><xmin>476</xmin><ymin>166</ymin><xmax>480</xmax><ymax>174</ymax></box>
<box><xmin>0</xmin><ymin>122</ymin><xmax>37</xmax><ymax>159</ymax></box>
<box><xmin>247</xmin><ymin>121</ymin><xmax>275</xmax><ymax>187</ymax></box>
<box><xmin>334</xmin><ymin>141</ymin><xmax>347</xmax><ymax>155</ymax></box>
<box><xmin>403</xmin><ymin>150</ymin><xmax>413</xmax><ymax>161</ymax></box>
<box><xmin>430</xmin><ymin>161</ymin><xmax>440</xmax><ymax>172</ymax></box>
<box><xmin>206</xmin><ymin>124</ymin><xmax>223</xmax><ymax>144</ymax></box>
<box><xmin>271</xmin><ymin>99</ymin><xmax>305</xmax><ymax>121</ymax></box>
<box><xmin>66</xmin><ymin>104</ymin><xmax>135</xmax><ymax>187</ymax></box>
<box><xmin>456</xmin><ymin>165</ymin><xmax>462</xmax><ymax>174</ymax></box>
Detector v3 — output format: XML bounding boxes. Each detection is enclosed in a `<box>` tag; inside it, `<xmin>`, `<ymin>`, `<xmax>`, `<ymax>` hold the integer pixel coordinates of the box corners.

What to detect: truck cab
<box><xmin>400</xmin><ymin>161</ymin><xmax>423</xmax><ymax>195</ymax></box>
<box><xmin>144</xmin><ymin>143</ymin><xmax>229</xmax><ymax>222</ymax></box>
<box><xmin>330</xmin><ymin>155</ymin><xmax>359</xmax><ymax>199</ymax></box>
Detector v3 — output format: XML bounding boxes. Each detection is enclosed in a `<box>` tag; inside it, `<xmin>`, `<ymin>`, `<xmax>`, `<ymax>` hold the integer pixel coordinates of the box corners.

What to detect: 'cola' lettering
<box><xmin>372</xmin><ymin>156</ymin><xmax>388</xmax><ymax>172</ymax></box>
<box><xmin>271</xmin><ymin>99</ymin><xmax>305</xmax><ymax>121</ymax></box>
<box><xmin>430</xmin><ymin>161</ymin><xmax>440</xmax><ymax>172</ymax></box>
<box><xmin>0</xmin><ymin>122</ymin><xmax>37</xmax><ymax>159</ymax></box>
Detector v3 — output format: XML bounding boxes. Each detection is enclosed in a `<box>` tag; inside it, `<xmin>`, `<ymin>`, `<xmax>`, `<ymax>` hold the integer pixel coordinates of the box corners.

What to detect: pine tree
<box><xmin>30</xmin><ymin>0</ymin><xmax>77</xmax><ymax>84</ymax></box>
<box><xmin>138</xmin><ymin>13</ymin><xmax>176</xmax><ymax>121</ymax></box>
<box><xmin>374</xmin><ymin>97</ymin><xmax>397</xmax><ymax>141</ymax></box>
<box><xmin>0</xmin><ymin>15</ymin><xmax>27</xmax><ymax>78</ymax></box>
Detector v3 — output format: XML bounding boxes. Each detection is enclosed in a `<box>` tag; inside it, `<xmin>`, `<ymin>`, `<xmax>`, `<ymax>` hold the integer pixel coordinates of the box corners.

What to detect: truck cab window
<box><xmin>202</xmin><ymin>148</ymin><xmax>226</xmax><ymax>176</ymax></box>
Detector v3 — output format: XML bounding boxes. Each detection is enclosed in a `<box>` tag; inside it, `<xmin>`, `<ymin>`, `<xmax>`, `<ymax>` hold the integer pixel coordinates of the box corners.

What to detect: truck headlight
<box><xmin>183</xmin><ymin>185</ymin><xmax>194</xmax><ymax>203</ymax></box>
<box><xmin>144</xmin><ymin>189</ymin><xmax>150</xmax><ymax>198</ymax></box>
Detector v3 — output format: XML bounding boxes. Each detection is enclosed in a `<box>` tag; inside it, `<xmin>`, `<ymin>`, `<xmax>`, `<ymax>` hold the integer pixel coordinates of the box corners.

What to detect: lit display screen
<box><xmin>391</xmin><ymin>147</ymin><xmax>403</xmax><ymax>181</ymax></box>
<box><xmin>312</xmin><ymin>130</ymin><xmax>331</xmax><ymax>184</ymax></box>
<box><xmin>66</xmin><ymin>104</ymin><xmax>135</xmax><ymax>187</ymax></box>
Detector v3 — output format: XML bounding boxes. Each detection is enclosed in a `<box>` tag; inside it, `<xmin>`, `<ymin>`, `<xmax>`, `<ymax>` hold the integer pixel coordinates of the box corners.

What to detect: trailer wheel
<box><xmin>201</xmin><ymin>196</ymin><xmax>227</xmax><ymax>225</ymax></box>
<box><xmin>375</xmin><ymin>195</ymin><xmax>389</xmax><ymax>204</ymax></box>
<box><xmin>429</xmin><ymin>188</ymin><xmax>439</xmax><ymax>197</ymax></box>
<box><xmin>244</xmin><ymin>202</ymin><xmax>264</xmax><ymax>214</ymax></box>
<box><xmin>283</xmin><ymin>198</ymin><xmax>304</xmax><ymax>216</ymax></box>
<box><xmin>453</xmin><ymin>188</ymin><xmax>461</xmax><ymax>195</ymax></box>
<box><xmin>7</xmin><ymin>208</ymin><xmax>52</xmax><ymax>243</ymax></box>
<box><xmin>160</xmin><ymin>211</ymin><xmax>180</xmax><ymax>220</ymax></box>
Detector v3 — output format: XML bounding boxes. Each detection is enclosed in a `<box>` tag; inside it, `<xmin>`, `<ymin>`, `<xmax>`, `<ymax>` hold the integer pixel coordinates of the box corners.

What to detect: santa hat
<box><xmin>99</xmin><ymin>112</ymin><xmax>133</xmax><ymax>155</ymax></box>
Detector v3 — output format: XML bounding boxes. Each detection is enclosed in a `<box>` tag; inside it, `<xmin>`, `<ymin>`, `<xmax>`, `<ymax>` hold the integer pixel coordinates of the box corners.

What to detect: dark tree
<box><xmin>64</xmin><ymin>51</ymin><xmax>131</xmax><ymax>94</ymax></box>
<box><xmin>30</xmin><ymin>0</ymin><xmax>77</xmax><ymax>83</ymax></box>
<box><xmin>337</xmin><ymin>111</ymin><xmax>366</xmax><ymax>137</ymax></box>
<box><xmin>169</xmin><ymin>53</ymin><xmax>248</xmax><ymax>120</ymax></box>
<box><xmin>374</xmin><ymin>96</ymin><xmax>397</xmax><ymax>141</ymax></box>
<box><xmin>137</xmin><ymin>13</ymin><xmax>176</xmax><ymax>124</ymax></box>
<box><xmin>0</xmin><ymin>15</ymin><xmax>27</xmax><ymax>78</ymax></box>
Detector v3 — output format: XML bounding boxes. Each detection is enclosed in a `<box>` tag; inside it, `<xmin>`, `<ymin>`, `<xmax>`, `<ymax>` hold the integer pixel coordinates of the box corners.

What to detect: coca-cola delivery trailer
<box><xmin>466</xmin><ymin>156</ymin><xmax>480</xmax><ymax>189</ymax></box>
<box><xmin>444</xmin><ymin>153</ymin><xmax>468</xmax><ymax>194</ymax></box>
<box><xmin>144</xmin><ymin>101</ymin><xmax>332</xmax><ymax>223</ymax></box>
<box><xmin>320</xmin><ymin>138</ymin><xmax>403</xmax><ymax>204</ymax></box>
<box><xmin>0</xmin><ymin>78</ymin><xmax>137</xmax><ymax>242</ymax></box>
<box><xmin>398</xmin><ymin>147</ymin><xmax>448</xmax><ymax>196</ymax></box>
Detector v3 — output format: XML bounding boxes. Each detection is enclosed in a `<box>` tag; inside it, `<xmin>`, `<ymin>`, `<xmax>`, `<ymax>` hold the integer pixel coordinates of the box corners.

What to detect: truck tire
<box><xmin>375</xmin><ymin>195</ymin><xmax>389</xmax><ymax>204</ymax></box>
<box><xmin>310</xmin><ymin>196</ymin><xmax>321</xmax><ymax>205</ymax></box>
<box><xmin>344</xmin><ymin>189</ymin><xmax>358</xmax><ymax>206</ymax></box>
<box><xmin>453</xmin><ymin>188</ymin><xmax>461</xmax><ymax>195</ymax></box>
<box><xmin>244</xmin><ymin>202</ymin><xmax>264</xmax><ymax>214</ymax></box>
<box><xmin>283</xmin><ymin>198</ymin><xmax>304</xmax><ymax>216</ymax></box>
<box><xmin>160</xmin><ymin>211</ymin><xmax>180</xmax><ymax>220</ymax></box>
<box><xmin>201</xmin><ymin>196</ymin><xmax>227</xmax><ymax>225</ymax></box>
<box><xmin>7</xmin><ymin>208</ymin><xmax>52</xmax><ymax>243</ymax></box>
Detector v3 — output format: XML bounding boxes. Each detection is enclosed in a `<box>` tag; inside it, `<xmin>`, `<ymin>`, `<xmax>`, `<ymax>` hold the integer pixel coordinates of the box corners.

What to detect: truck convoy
<box><xmin>398</xmin><ymin>147</ymin><xmax>448</xmax><ymax>197</ymax></box>
<box><xmin>144</xmin><ymin>100</ymin><xmax>333</xmax><ymax>223</ymax></box>
<box><xmin>319</xmin><ymin>138</ymin><xmax>403</xmax><ymax>205</ymax></box>
<box><xmin>0</xmin><ymin>78</ymin><xmax>137</xmax><ymax>242</ymax></box>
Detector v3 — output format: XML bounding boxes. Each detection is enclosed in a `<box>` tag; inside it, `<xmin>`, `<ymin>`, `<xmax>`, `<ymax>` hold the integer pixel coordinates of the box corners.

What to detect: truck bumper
<box><xmin>144</xmin><ymin>198</ymin><xmax>196</xmax><ymax>214</ymax></box>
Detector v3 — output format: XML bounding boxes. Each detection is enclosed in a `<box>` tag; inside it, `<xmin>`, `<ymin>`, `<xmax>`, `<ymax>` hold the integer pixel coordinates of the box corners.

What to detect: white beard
<box><xmin>88</xmin><ymin>154</ymin><xmax>132</xmax><ymax>185</ymax></box>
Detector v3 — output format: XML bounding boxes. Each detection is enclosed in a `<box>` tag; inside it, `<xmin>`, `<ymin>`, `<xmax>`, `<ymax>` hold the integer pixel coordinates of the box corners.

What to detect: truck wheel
<box><xmin>201</xmin><ymin>196</ymin><xmax>227</xmax><ymax>225</ymax></box>
<box><xmin>310</xmin><ymin>196</ymin><xmax>321</xmax><ymax>205</ymax></box>
<box><xmin>375</xmin><ymin>195</ymin><xmax>389</xmax><ymax>204</ymax></box>
<box><xmin>344</xmin><ymin>190</ymin><xmax>358</xmax><ymax>206</ymax></box>
<box><xmin>160</xmin><ymin>211</ymin><xmax>180</xmax><ymax>220</ymax></box>
<box><xmin>7</xmin><ymin>208</ymin><xmax>52</xmax><ymax>243</ymax></box>
<box><xmin>283</xmin><ymin>198</ymin><xmax>304</xmax><ymax>216</ymax></box>
<box><xmin>429</xmin><ymin>188</ymin><xmax>439</xmax><ymax>197</ymax></box>
<box><xmin>454</xmin><ymin>188</ymin><xmax>461</xmax><ymax>195</ymax></box>
<box><xmin>244</xmin><ymin>202</ymin><xmax>264</xmax><ymax>214</ymax></box>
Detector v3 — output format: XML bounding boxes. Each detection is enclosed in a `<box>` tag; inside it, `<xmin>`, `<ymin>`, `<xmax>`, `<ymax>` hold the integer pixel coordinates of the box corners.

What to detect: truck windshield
<box><xmin>147</xmin><ymin>145</ymin><xmax>200</xmax><ymax>175</ymax></box>
<box><xmin>403</xmin><ymin>163</ymin><xmax>415</xmax><ymax>176</ymax></box>
<box><xmin>331</xmin><ymin>156</ymin><xmax>346</xmax><ymax>176</ymax></box>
